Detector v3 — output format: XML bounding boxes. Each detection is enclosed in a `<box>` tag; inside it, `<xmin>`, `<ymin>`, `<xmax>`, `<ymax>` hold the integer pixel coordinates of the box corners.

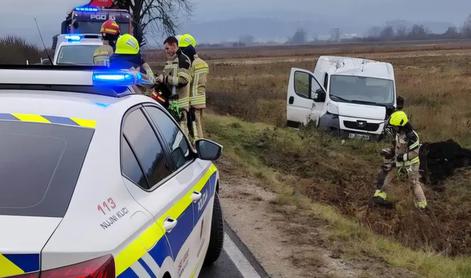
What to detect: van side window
<box><xmin>122</xmin><ymin>108</ymin><xmax>171</xmax><ymax>189</ymax></box>
<box><xmin>294</xmin><ymin>71</ymin><xmax>310</xmax><ymax>98</ymax></box>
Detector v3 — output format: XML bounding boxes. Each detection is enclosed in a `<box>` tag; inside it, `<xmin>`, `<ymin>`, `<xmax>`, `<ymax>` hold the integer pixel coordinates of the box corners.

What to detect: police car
<box><xmin>53</xmin><ymin>34</ymin><xmax>103</xmax><ymax>66</ymax></box>
<box><xmin>0</xmin><ymin>66</ymin><xmax>224</xmax><ymax>278</ymax></box>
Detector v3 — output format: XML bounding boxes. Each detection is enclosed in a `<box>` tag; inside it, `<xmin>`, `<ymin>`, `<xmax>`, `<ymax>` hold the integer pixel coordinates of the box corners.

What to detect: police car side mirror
<box><xmin>196</xmin><ymin>139</ymin><xmax>223</xmax><ymax>161</ymax></box>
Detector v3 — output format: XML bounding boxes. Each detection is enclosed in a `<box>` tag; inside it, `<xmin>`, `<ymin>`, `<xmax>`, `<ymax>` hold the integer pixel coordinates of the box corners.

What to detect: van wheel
<box><xmin>204</xmin><ymin>193</ymin><xmax>224</xmax><ymax>266</ymax></box>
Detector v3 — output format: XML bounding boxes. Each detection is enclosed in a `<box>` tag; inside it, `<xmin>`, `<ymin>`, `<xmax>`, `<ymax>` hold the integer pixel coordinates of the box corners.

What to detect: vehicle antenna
<box><xmin>34</xmin><ymin>17</ymin><xmax>54</xmax><ymax>65</ymax></box>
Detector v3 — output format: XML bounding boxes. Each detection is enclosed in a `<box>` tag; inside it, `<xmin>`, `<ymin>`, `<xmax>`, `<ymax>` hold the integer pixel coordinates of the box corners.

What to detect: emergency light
<box><xmin>92</xmin><ymin>71</ymin><xmax>143</xmax><ymax>87</ymax></box>
<box><xmin>75</xmin><ymin>7</ymin><xmax>99</xmax><ymax>12</ymax></box>
<box><xmin>65</xmin><ymin>35</ymin><xmax>82</xmax><ymax>42</ymax></box>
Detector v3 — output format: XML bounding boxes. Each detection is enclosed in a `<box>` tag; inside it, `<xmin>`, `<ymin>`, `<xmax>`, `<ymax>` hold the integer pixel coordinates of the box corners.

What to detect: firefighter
<box><xmin>178</xmin><ymin>34</ymin><xmax>209</xmax><ymax>141</ymax></box>
<box><xmin>109</xmin><ymin>34</ymin><xmax>154</xmax><ymax>85</ymax></box>
<box><xmin>373</xmin><ymin>111</ymin><xmax>428</xmax><ymax>209</ymax></box>
<box><xmin>93</xmin><ymin>20</ymin><xmax>120</xmax><ymax>66</ymax></box>
<box><xmin>155</xmin><ymin>36</ymin><xmax>192</xmax><ymax>137</ymax></box>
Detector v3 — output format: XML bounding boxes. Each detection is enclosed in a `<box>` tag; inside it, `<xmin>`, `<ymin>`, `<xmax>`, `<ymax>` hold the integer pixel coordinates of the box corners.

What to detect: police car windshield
<box><xmin>0</xmin><ymin>121</ymin><xmax>94</xmax><ymax>217</ymax></box>
<box><xmin>330</xmin><ymin>75</ymin><xmax>395</xmax><ymax>106</ymax></box>
<box><xmin>57</xmin><ymin>45</ymin><xmax>100</xmax><ymax>66</ymax></box>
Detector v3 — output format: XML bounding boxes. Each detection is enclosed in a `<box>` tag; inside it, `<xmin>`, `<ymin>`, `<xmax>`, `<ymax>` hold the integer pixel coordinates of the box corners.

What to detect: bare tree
<box><xmin>463</xmin><ymin>14</ymin><xmax>471</xmax><ymax>38</ymax></box>
<box><xmin>408</xmin><ymin>24</ymin><xmax>427</xmax><ymax>40</ymax></box>
<box><xmin>289</xmin><ymin>28</ymin><xmax>307</xmax><ymax>44</ymax></box>
<box><xmin>379</xmin><ymin>26</ymin><xmax>395</xmax><ymax>40</ymax></box>
<box><xmin>113</xmin><ymin>0</ymin><xmax>191</xmax><ymax>44</ymax></box>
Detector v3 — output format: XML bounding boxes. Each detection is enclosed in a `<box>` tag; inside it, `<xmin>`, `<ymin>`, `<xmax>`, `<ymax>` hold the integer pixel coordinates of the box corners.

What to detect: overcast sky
<box><xmin>0</xmin><ymin>0</ymin><xmax>469</xmax><ymax>45</ymax></box>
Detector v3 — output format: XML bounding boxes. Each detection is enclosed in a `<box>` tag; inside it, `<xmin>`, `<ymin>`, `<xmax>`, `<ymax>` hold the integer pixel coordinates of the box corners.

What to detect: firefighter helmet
<box><xmin>115</xmin><ymin>34</ymin><xmax>140</xmax><ymax>55</ymax></box>
<box><xmin>100</xmin><ymin>20</ymin><xmax>120</xmax><ymax>36</ymax></box>
<box><xmin>178</xmin><ymin>33</ymin><xmax>197</xmax><ymax>48</ymax></box>
<box><xmin>389</xmin><ymin>111</ymin><xmax>409</xmax><ymax>127</ymax></box>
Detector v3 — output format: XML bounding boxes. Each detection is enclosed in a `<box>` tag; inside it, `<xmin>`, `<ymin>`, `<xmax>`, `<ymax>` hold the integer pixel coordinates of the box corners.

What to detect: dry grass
<box><xmin>205</xmin><ymin>43</ymin><xmax>471</xmax><ymax>147</ymax></box>
<box><xmin>206</xmin><ymin>113</ymin><xmax>471</xmax><ymax>277</ymax></box>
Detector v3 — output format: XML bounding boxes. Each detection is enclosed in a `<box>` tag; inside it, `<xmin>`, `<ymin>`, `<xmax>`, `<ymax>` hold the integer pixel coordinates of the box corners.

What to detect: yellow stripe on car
<box><xmin>115</xmin><ymin>164</ymin><xmax>218</xmax><ymax>276</ymax></box>
<box><xmin>0</xmin><ymin>253</ymin><xmax>24</xmax><ymax>277</ymax></box>
<box><xmin>70</xmin><ymin>117</ymin><xmax>97</xmax><ymax>128</ymax></box>
<box><xmin>12</xmin><ymin>113</ymin><xmax>50</xmax><ymax>124</ymax></box>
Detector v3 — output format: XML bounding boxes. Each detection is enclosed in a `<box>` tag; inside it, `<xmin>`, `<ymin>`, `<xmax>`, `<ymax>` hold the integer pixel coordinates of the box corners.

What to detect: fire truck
<box><xmin>60</xmin><ymin>0</ymin><xmax>132</xmax><ymax>35</ymax></box>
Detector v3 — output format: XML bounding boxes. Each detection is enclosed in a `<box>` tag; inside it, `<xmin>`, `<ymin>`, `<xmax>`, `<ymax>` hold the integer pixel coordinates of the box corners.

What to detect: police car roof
<box><xmin>0</xmin><ymin>66</ymin><xmax>151</xmax><ymax>123</ymax></box>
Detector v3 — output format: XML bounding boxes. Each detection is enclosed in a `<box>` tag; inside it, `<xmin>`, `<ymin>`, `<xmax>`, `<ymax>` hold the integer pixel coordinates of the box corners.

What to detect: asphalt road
<box><xmin>200</xmin><ymin>249</ymin><xmax>243</xmax><ymax>278</ymax></box>
<box><xmin>200</xmin><ymin>224</ymin><xmax>268</xmax><ymax>278</ymax></box>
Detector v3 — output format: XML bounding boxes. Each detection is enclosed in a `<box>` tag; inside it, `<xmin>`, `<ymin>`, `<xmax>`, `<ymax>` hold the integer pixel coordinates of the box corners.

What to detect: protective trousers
<box><xmin>187</xmin><ymin>108</ymin><xmax>204</xmax><ymax>142</ymax></box>
<box><xmin>170</xmin><ymin>101</ymin><xmax>190</xmax><ymax>138</ymax></box>
<box><xmin>376</xmin><ymin>164</ymin><xmax>427</xmax><ymax>204</ymax></box>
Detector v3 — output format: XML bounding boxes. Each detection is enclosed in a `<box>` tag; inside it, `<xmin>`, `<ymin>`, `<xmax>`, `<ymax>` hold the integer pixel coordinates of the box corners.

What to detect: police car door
<box><xmin>287</xmin><ymin>68</ymin><xmax>326</xmax><ymax>126</ymax></box>
<box><xmin>120</xmin><ymin>106</ymin><xmax>183</xmax><ymax>277</ymax></box>
<box><xmin>143</xmin><ymin>105</ymin><xmax>214</xmax><ymax>277</ymax></box>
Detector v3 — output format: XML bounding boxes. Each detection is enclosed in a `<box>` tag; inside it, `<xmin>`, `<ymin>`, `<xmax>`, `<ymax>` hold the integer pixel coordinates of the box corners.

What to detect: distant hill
<box><xmin>179</xmin><ymin>17</ymin><xmax>455</xmax><ymax>44</ymax></box>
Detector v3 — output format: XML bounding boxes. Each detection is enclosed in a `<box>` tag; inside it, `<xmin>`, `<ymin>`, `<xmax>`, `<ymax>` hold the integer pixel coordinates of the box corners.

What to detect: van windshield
<box><xmin>329</xmin><ymin>75</ymin><xmax>394</xmax><ymax>105</ymax></box>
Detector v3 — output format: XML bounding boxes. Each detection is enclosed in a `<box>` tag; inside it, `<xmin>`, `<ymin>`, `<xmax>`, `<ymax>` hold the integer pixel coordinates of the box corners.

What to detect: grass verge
<box><xmin>206</xmin><ymin>112</ymin><xmax>471</xmax><ymax>278</ymax></box>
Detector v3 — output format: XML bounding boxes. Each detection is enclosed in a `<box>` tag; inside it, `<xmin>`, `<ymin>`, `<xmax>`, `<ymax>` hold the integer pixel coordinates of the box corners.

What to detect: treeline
<box><xmin>0</xmin><ymin>36</ymin><xmax>42</xmax><ymax>64</ymax></box>
<box><xmin>365</xmin><ymin>15</ymin><xmax>471</xmax><ymax>41</ymax></box>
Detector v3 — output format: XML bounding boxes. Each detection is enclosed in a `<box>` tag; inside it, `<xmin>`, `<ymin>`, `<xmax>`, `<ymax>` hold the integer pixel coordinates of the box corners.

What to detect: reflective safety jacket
<box><xmin>93</xmin><ymin>45</ymin><xmax>114</xmax><ymax>66</ymax></box>
<box><xmin>395</xmin><ymin>129</ymin><xmax>421</xmax><ymax>167</ymax></box>
<box><xmin>162</xmin><ymin>50</ymin><xmax>192</xmax><ymax>111</ymax></box>
<box><xmin>190</xmin><ymin>54</ymin><xmax>209</xmax><ymax>109</ymax></box>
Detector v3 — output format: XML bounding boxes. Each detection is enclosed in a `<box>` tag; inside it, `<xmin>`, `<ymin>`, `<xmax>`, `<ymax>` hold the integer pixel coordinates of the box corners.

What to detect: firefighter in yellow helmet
<box><xmin>373</xmin><ymin>110</ymin><xmax>428</xmax><ymax>209</ymax></box>
<box><xmin>93</xmin><ymin>20</ymin><xmax>120</xmax><ymax>66</ymax></box>
<box><xmin>178</xmin><ymin>33</ymin><xmax>209</xmax><ymax>142</ymax></box>
<box><xmin>110</xmin><ymin>34</ymin><xmax>154</xmax><ymax>86</ymax></box>
<box><xmin>155</xmin><ymin>36</ymin><xmax>192</xmax><ymax>137</ymax></box>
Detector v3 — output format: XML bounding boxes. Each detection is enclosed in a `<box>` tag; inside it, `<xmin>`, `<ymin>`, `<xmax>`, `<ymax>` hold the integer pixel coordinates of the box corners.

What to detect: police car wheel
<box><xmin>204</xmin><ymin>193</ymin><xmax>224</xmax><ymax>266</ymax></box>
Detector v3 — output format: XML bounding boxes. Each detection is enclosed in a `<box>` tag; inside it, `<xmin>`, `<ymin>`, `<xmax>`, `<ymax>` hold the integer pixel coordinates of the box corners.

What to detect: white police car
<box><xmin>0</xmin><ymin>66</ymin><xmax>224</xmax><ymax>278</ymax></box>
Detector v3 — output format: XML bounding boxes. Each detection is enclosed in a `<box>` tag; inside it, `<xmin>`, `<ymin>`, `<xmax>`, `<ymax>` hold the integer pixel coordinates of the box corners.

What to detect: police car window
<box><xmin>0</xmin><ymin>121</ymin><xmax>93</xmax><ymax>217</ymax></box>
<box><xmin>122</xmin><ymin>109</ymin><xmax>171</xmax><ymax>189</ymax></box>
<box><xmin>144</xmin><ymin>106</ymin><xmax>193</xmax><ymax>169</ymax></box>
<box><xmin>121</xmin><ymin>135</ymin><xmax>148</xmax><ymax>189</ymax></box>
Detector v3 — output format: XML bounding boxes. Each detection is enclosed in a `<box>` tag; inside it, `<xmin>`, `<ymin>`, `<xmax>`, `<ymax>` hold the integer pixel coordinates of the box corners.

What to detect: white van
<box><xmin>287</xmin><ymin>56</ymin><xmax>397</xmax><ymax>140</ymax></box>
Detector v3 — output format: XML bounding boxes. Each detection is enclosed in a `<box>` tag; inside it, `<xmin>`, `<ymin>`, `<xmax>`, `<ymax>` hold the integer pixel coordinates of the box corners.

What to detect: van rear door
<box><xmin>287</xmin><ymin>68</ymin><xmax>326</xmax><ymax>127</ymax></box>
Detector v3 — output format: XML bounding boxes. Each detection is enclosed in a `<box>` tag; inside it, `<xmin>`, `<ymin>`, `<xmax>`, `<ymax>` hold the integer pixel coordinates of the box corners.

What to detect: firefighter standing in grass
<box><xmin>156</xmin><ymin>36</ymin><xmax>192</xmax><ymax>137</ymax></box>
<box><xmin>373</xmin><ymin>110</ymin><xmax>428</xmax><ymax>209</ymax></box>
<box><xmin>93</xmin><ymin>20</ymin><xmax>120</xmax><ymax>66</ymax></box>
<box><xmin>178</xmin><ymin>34</ymin><xmax>209</xmax><ymax>141</ymax></box>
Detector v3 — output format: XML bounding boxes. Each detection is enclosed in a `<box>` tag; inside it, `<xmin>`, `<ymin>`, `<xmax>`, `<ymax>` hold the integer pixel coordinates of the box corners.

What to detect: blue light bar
<box><xmin>93</xmin><ymin>71</ymin><xmax>139</xmax><ymax>87</ymax></box>
<box><xmin>75</xmin><ymin>7</ymin><xmax>99</xmax><ymax>12</ymax></box>
<box><xmin>65</xmin><ymin>35</ymin><xmax>81</xmax><ymax>42</ymax></box>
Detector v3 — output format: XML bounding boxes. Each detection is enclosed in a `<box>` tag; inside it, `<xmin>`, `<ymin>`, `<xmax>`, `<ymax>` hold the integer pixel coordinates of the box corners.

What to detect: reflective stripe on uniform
<box><xmin>115</xmin><ymin>164</ymin><xmax>218</xmax><ymax>276</ymax></box>
<box><xmin>190</xmin><ymin>57</ymin><xmax>208</xmax><ymax>108</ymax></box>
<box><xmin>178</xmin><ymin>70</ymin><xmax>191</xmax><ymax>82</ymax></box>
<box><xmin>0</xmin><ymin>113</ymin><xmax>96</xmax><ymax>129</ymax></box>
<box><xmin>396</xmin><ymin>156</ymin><xmax>420</xmax><ymax>167</ymax></box>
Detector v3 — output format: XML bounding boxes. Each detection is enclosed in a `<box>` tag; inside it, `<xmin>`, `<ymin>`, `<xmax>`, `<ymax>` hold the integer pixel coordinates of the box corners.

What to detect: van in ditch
<box><xmin>287</xmin><ymin>56</ymin><xmax>396</xmax><ymax>140</ymax></box>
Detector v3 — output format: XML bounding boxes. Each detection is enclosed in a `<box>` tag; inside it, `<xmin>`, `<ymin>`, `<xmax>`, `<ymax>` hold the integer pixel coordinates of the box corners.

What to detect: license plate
<box><xmin>348</xmin><ymin>133</ymin><xmax>370</xmax><ymax>140</ymax></box>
